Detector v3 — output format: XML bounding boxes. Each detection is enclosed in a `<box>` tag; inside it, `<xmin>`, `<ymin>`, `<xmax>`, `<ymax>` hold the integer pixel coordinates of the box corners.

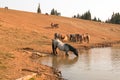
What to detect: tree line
<box><xmin>105</xmin><ymin>12</ymin><xmax>120</xmax><ymax>24</ymax></box>
<box><xmin>37</xmin><ymin>3</ymin><xmax>60</xmax><ymax>16</ymax></box>
<box><xmin>73</xmin><ymin>11</ymin><xmax>120</xmax><ymax>24</ymax></box>
<box><xmin>72</xmin><ymin>11</ymin><xmax>101</xmax><ymax>22</ymax></box>
<box><xmin>37</xmin><ymin>3</ymin><xmax>120</xmax><ymax>24</ymax></box>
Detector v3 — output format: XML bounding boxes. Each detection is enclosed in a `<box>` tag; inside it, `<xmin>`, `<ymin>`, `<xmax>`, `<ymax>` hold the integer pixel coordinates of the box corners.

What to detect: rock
<box><xmin>31</xmin><ymin>52</ymin><xmax>50</xmax><ymax>59</ymax></box>
<box><xmin>16</xmin><ymin>73</ymin><xmax>37</xmax><ymax>80</ymax></box>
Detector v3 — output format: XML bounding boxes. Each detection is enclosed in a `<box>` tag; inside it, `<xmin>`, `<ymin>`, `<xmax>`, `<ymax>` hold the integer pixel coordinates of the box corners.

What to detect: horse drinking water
<box><xmin>52</xmin><ymin>39</ymin><xmax>78</xmax><ymax>57</ymax></box>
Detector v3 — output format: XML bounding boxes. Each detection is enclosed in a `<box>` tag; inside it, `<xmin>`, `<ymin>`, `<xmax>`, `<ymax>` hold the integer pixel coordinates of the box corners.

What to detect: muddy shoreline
<box><xmin>0</xmin><ymin>41</ymin><xmax>120</xmax><ymax>80</ymax></box>
<box><xmin>77</xmin><ymin>40</ymin><xmax>120</xmax><ymax>50</ymax></box>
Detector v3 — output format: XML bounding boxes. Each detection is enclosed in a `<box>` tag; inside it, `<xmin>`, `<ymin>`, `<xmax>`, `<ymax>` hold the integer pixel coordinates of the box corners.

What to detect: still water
<box><xmin>36</xmin><ymin>47</ymin><xmax>120</xmax><ymax>80</ymax></box>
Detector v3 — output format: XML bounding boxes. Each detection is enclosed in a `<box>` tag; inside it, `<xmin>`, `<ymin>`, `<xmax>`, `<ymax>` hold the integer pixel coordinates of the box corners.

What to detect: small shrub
<box><xmin>29</xmin><ymin>78</ymin><xmax>35</xmax><ymax>80</ymax></box>
<box><xmin>0</xmin><ymin>65</ymin><xmax>7</xmax><ymax>69</ymax></box>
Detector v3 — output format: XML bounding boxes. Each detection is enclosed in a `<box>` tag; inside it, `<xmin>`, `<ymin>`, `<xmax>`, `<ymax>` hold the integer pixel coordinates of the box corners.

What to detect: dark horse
<box><xmin>51</xmin><ymin>23</ymin><xmax>59</xmax><ymax>28</ymax></box>
<box><xmin>52</xmin><ymin>39</ymin><xmax>78</xmax><ymax>57</ymax></box>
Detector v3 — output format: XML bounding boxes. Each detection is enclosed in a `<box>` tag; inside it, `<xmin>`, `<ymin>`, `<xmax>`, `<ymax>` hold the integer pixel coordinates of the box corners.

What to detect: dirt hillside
<box><xmin>0</xmin><ymin>8</ymin><xmax>120</xmax><ymax>80</ymax></box>
<box><xmin>0</xmin><ymin>8</ymin><xmax>120</xmax><ymax>51</ymax></box>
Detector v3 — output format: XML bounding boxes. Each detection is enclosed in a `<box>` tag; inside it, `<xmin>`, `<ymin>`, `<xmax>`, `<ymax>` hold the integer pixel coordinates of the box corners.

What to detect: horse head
<box><xmin>72</xmin><ymin>48</ymin><xmax>78</xmax><ymax>57</ymax></box>
<box><xmin>65</xmin><ymin>44</ymin><xmax>79</xmax><ymax>57</ymax></box>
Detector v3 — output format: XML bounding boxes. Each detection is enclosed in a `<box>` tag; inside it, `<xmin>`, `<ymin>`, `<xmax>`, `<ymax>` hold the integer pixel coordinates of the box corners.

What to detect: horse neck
<box><xmin>56</xmin><ymin>39</ymin><xmax>64</xmax><ymax>45</ymax></box>
<box><xmin>65</xmin><ymin>44</ymin><xmax>74</xmax><ymax>51</ymax></box>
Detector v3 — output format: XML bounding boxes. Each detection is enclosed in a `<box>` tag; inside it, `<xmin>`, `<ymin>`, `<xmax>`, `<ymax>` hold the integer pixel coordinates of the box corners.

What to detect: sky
<box><xmin>0</xmin><ymin>0</ymin><xmax>120</xmax><ymax>21</ymax></box>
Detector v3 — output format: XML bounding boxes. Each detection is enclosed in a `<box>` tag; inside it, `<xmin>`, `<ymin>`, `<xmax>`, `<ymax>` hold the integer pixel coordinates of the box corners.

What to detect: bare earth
<box><xmin>0</xmin><ymin>8</ymin><xmax>120</xmax><ymax>80</ymax></box>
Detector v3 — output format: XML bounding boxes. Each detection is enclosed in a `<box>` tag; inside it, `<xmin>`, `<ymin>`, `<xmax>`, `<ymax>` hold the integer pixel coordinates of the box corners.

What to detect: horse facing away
<box><xmin>52</xmin><ymin>39</ymin><xmax>78</xmax><ymax>57</ymax></box>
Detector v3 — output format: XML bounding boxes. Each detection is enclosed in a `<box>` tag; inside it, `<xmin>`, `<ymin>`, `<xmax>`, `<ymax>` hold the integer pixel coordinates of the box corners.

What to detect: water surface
<box><xmin>36</xmin><ymin>47</ymin><xmax>120</xmax><ymax>80</ymax></box>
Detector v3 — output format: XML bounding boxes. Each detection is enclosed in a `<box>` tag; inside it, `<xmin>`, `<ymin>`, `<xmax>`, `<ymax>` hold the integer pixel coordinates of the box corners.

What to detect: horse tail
<box><xmin>88</xmin><ymin>34</ymin><xmax>90</xmax><ymax>43</ymax></box>
<box><xmin>65</xmin><ymin>44</ymin><xmax>78</xmax><ymax>57</ymax></box>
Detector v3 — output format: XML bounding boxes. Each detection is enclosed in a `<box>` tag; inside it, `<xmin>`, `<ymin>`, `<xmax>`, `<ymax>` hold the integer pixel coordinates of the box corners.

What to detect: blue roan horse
<box><xmin>52</xmin><ymin>39</ymin><xmax>78</xmax><ymax>57</ymax></box>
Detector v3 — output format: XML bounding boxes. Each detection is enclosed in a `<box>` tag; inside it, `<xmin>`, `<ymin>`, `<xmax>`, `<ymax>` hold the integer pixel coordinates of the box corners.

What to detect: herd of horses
<box><xmin>50</xmin><ymin>21</ymin><xmax>90</xmax><ymax>57</ymax></box>
<box><xmin>52</xmin><ymin>33</ymin><xmax>90</xmax><ymax>57</ymax></box>
<box><xmin>54</xmin><ymin>33</ymin><xmax>90</xmax><ymax>43</ymax></box>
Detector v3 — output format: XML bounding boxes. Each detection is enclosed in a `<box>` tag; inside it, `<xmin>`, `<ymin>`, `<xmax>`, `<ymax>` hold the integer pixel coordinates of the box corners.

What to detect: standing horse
<box><xmin>60</xmin><ymin>34</ymin><xmax>69</xmax><ymax>42</ymax></box>
<box><xmin>54</xmin><ymin>33</ymin><xmax>69</xmax><ymax>42</ymax></box>
<box><xmin>69</xmin><ymin>34</ymin><xmax>76</xmax><ymax>42</ymax></box>
<box><xmin>54</xmin><ymin>33</ymin><xmax>61</xmax><ymax>39</ymax></box>
<box><xmin>69</xmin><ymin>34</ymin><xmax>83</xmax><ymax>43</ymax></box>
<box><xmin>82</xmin><ymin>33</ymin><xmax>90</xmax><ymax>43</ymax></box>
<box><xmin>51</xmin><ymin>23</ymin><xmax>59</xmax><ymax>28</ymax></box>
<box><xmin>52</xmin><ymin>39</ymin><xmax>78</xmax><ymax>57</ymax></box>
<box><xmin>75</xmin><ymin>34</ymin><xmax>83</xmax><ymax>43</ymax></box>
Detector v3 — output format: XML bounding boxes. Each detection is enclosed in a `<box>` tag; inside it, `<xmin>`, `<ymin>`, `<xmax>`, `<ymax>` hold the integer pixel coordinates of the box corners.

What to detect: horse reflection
<box><xmin>52</xmin><ymin>55</ymin><xmax>79</xmax><ymax>68</ymax></box>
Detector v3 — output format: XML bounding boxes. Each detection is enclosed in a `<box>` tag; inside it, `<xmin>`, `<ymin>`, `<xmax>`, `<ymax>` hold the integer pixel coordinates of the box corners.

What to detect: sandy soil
<box><xmin>0</xmin><ymin>8</ymin><xmax>120</xmax><ymax>80</ymax></box>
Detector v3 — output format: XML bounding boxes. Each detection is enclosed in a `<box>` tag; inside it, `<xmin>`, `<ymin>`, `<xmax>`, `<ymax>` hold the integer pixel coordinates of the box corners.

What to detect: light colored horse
<box><xmin>82</xmin><ymin>33</ymin><xmax>90</xmax><ymax>43</ymax></box>
<box><xmin>52</xmin><ymin>39</ymin><xmax>78</xmax><ymax>57</ymax></box>
<box><xmin>54</xmin><ymin>33</ymin><xmax>69</xmax><ymax>42</ymax></box>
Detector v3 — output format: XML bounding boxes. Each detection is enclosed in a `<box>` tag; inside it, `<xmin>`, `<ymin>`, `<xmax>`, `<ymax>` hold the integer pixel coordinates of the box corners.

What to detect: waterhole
<box><xmin>34</xmin><ymin>47</ymin><xmax>120</xmax><ymax>80</ymax></box>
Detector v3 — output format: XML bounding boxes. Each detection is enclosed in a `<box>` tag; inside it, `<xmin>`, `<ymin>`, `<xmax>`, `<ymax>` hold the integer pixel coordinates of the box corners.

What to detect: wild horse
<box><xmin>51</xmin><ymin>23</ymin><xmax>59</xmax><ymax>28</ymax></box>
<box><xmin>52</xmin><ymin>39</ymin><xmax>78</xmax><ymax>57</ymax></box>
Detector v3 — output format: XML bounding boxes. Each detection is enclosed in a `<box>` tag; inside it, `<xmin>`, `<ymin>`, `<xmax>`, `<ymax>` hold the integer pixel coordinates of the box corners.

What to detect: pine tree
<box><xmin>97</xmin><ymin>18</ymin><xmax>101</xmax><ymax>22</ymax></box>
<box><xmin>73</xmin><ymin>15</ymin><xmax>77</xmax><ymax>18</ymax></box>
<box><xmin>37</xmin><ymin>3</ymin><xmax>41</xmax><ymax>13</ymax></box>
<box><xmin>50</xmin><ymin>8</ymin><xmax>61</xmax><ymax>16</ymax></box>
<box><xmin>51</xmin><ymin>8</ymin><xmax>55</xmax><ymax>15</ymax></box>
<box><xmin>77</xmin><ymin>14</ymin><xmax>80</xmax><ymax>18</ymax></box>
<box><xmin>87</xmin><ymin>11</ymin><xmax>91</xmax><ymax>20</ymax></box>
<box><xmin>80</xmin><ymin>11</ymin><xmax>91</xmax><ymax>20</ymax></box>
<box><xmin>93</xmin><ymin>17</ymin><xmax>97</xmax><ymax>21</ymax></box>
<box><xmin>106</xmin><ymin>12</ymin><xmax>120</xmax><ymax>24</ymax></box>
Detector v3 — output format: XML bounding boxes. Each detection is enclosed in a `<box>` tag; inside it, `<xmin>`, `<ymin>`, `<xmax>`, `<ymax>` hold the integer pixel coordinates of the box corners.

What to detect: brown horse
<box><xmin>51</xmin><ymin>23</ymin><xmax>59</xmax><ymax>28</ymax></box>
<box><xmin>69</xmin><ymin>34</ymin><xmax>83</xmax><ymax>43</ymax></box>
<box><xmin>69</xmin><ymin>34</ymin><xmax>76</xmax><ymax>42</ymax></box>
<box><xmin>54</xmin><ymin>33</ymin><xmax>69</xmax><ymax>42</ymax></box>
<box><xmin>75</xmin><ymin>34</ymin><xmax>83</xmax><ymax>43</ymax></box>
<box><xmin>60</xmin><ymin>34</ymin><xmax>68</xmax><ymax>42</ymax></box>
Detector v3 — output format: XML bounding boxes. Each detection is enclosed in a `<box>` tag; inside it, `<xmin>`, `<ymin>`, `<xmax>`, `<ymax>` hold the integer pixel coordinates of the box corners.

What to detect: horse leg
<box><xmin>79</xmin><ymin>37</ymin><xmax>82</xmax><ymax>43</ymax></box>
<box><xmin>52</xmin><ymin>40</ymin><xmax>58</xmax><ymax>55</ymax></box>
<box><xmin>52</xmin><ymin>41</ymin><xmax>56</xmax><ymax>55</ymax></box>
<box><xmin>65</xmin><ymin>51</ymin><xmax>69</xmax><ymax>56</ymax></box>
<box><xmin>80</xmin><ymin>35</ymin><xmax>82</xmax><ymax>43</ymax></box>
<box><xmin>84</xmin><ymin>37</ymin><xmax>86</xmax><ymax>42</ymax></box>
<box><xmin>87</xmin><ymin>36</ymin><xmax>89</xmax><ymax>43</ymax></box>
<box><xmin>54</xmin><ymin>47</ymin><xmax>58</xmax><ymax>55</ymax></box>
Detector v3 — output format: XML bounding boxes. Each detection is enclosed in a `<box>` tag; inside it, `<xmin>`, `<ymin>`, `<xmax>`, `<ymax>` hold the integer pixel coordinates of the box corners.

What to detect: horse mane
<box><xmin>65</xmin><ymin>43</ymin><xmax>76</xmax><ymax>51</ymax></box>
